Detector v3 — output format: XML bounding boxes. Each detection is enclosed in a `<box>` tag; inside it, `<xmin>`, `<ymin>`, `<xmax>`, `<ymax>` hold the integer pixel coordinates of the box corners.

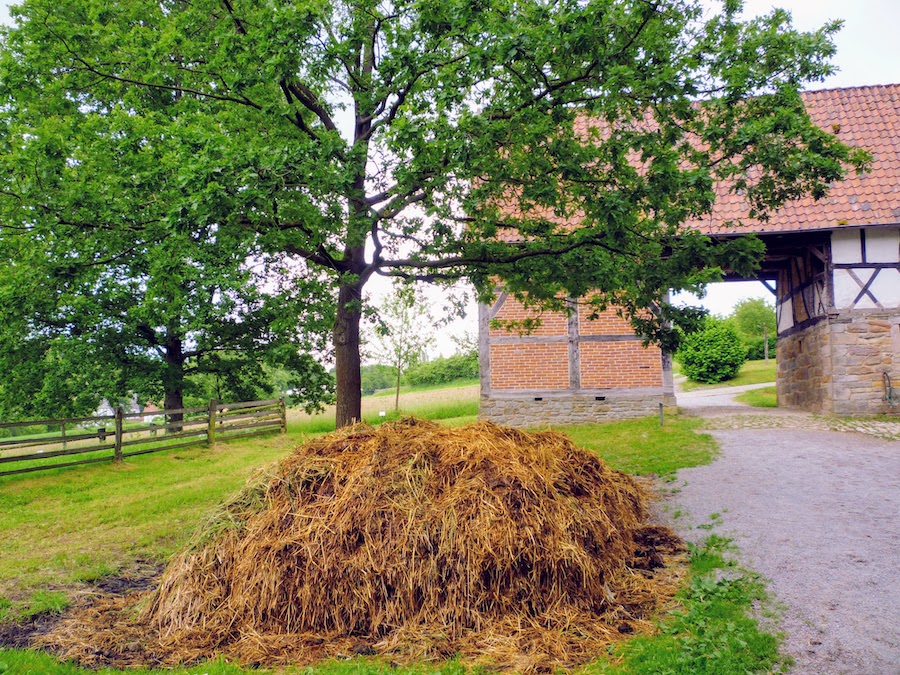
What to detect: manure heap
<box><xmin>45</xmin><ymin>418</ymin><xmax>684</xmax><ymax>671</ymax></box>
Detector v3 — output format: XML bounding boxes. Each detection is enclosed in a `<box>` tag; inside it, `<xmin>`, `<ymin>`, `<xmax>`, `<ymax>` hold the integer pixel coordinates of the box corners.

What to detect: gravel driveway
<box><xmin>670</xmin><ymin>388</ymin><xmax>900</xmax><ymax>674</ymax></box>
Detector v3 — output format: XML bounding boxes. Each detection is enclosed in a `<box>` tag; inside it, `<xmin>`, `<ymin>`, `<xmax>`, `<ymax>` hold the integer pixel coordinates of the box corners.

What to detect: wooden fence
<box><xmin>0</xmin><ymin>398</ymin><xmax>286</xmax><ymax>478</ymax></box>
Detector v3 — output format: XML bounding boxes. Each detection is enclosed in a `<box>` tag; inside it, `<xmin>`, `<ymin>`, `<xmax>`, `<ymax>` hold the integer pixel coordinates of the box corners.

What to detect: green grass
<box><xmin>289</xmin><ymin>382</ymin><xmax>480</xmax><ymax>436</ymax></box>
<box><xmin>735</xmin><ymin>386</ymin><xmax>778</xmax><ymax>408</ymax></box>
<box><xmin>0</xmin><ymin>652</ymin><xmax>485</xmax><ymax>675</ymax></box>
<box><xmin>679</xmin><ymin>359</ymin><xmax>776</xmax><ymax>392</ymax></box>
<box><xmin>561</xmin><ymin>416</ymin><xmax>718</xmax><ymax>476</ymax></box>
<box><xmin>0</xmin><ymin>384</ymin><xmax>784</xmax><ymax>675</ymax></box>
<box><xmin>0</xmin><ymin>432</ymin><xmax>300</xmax><ymax>606</ymax></box>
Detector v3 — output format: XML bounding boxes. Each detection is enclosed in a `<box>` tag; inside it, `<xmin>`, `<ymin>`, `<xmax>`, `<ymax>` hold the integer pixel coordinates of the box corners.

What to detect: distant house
<box><xmin>480</xmin><ymin>84</ymin><xmax>900</xmax><ymax>425</ymax></box>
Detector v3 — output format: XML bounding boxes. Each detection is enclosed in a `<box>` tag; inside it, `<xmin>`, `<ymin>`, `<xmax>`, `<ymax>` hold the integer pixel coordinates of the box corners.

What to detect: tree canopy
<box><xmin>0</xmin><ymin>0</ymin><xmax>868</xmax><ymax>426</ymax></box>
<box><xmin>732</xmin><ymin>297</ymin><xmax>776</xmax><ymax>339</ymax></box>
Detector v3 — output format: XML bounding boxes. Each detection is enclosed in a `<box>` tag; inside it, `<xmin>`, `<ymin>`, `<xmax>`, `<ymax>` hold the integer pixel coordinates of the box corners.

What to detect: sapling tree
<box><xmin>369</xmin><ymin>284</ymin><xmax>435</xmax><ymax>411</ymax></box>
<box><xmin>0</xmin><ymin>0</ymin><xmax>868</xmax><ymax>425</ymax></box>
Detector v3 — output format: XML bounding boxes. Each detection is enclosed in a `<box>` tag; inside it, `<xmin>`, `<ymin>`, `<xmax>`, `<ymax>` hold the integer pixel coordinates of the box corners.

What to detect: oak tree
<box><xmin>0</xmin><ymin>0</ymin><xmax>867</xmax><ymax>426</ymax></box>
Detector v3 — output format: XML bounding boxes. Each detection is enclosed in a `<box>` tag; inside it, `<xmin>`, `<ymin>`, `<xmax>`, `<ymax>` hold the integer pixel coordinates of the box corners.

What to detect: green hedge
<box><xmin>404</xmin><ymin>353</ymin><xmax>479</xmax><ymax>386</ymax></box>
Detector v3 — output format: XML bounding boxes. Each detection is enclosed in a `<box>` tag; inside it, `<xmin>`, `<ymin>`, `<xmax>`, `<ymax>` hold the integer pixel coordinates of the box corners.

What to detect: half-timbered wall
<box><xmin>478</xmin><ymin>294</ymin><xmax>674</xmax><ymax>426</ymax></box>
<box><xmin>776</xmin><ymin>226</ymin><xmax>900</xmax><ymax>415</ymax></box>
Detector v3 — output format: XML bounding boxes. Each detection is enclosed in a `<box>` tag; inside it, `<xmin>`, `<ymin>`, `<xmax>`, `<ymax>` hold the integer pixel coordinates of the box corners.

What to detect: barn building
<box><xmin>479</xmin><ymin>84</ymin><xmax>900</xmax><ymax>425</ymax></box>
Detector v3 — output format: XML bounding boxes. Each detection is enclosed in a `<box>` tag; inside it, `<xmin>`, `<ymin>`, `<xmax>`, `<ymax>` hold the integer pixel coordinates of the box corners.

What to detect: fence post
<box><xmin>279</xmin><ymin>397</ymin><xmax>286</xmax><ymax>434</ymax></box>
<box><xmin>208</xmin><ymin>399</ymin><xmax>218</xmax><ymax>446</ymax></box>
<box><xmin>61</xmin><ymin>422</ymin><xmax>67</xmax><ymax>451</ymax></box>
<box><xmin>114</xmin><ymin>406</ymin><xmax>124</xmax><ymax>462</ymax></box>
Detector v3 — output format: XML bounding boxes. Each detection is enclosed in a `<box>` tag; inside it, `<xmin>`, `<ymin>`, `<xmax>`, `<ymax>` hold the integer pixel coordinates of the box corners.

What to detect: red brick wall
<box><xmin>489</xmin><ymin>343</ymin><xmax>569</xmax><ymax>389</ymax></box>
<box><xmin>489</xmin><ymin>298</ymin><xmax>568</xmax><ymax>337</ymax></box>
<box><xmin>580</xmin><ymin>342</ymin><xmax>662</xmax><ymax>388</ymax></box>
<box><xmin>486</xmin><ymin>297</ymin><xmax>665</xmax><ymax>391</ymax></box>
<box><xmin>577</xmin><ymin>306</ymin><xmax>635</xmax><ymax>335</ymax></box>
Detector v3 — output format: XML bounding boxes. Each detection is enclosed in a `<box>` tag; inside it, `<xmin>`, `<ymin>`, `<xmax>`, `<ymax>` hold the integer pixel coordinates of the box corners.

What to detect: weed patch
<box><xmin>589</xmin><ymin>536</ymin><xmax>785</xmax><ymax>674</ymax></box>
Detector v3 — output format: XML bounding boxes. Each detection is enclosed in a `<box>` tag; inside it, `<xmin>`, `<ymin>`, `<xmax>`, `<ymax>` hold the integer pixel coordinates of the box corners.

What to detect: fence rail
<box><xmin>0</xmin><ymin>398</ymin><xmax>286</xmax><ymax>478</ymax></box>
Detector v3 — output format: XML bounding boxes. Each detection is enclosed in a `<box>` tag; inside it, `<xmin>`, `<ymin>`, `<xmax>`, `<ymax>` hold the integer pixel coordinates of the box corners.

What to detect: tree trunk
<box><xmin>334</xmin><ymin>280</ymin><xmax>363</xmax><ymax>427</ymax></box>
<box><xmin>163</xmin><ymin>334</ymin><xmax>186</xmax><ymax>432</ymax></box>
<box><xmin>763</xmin><ymin>325</ymin><xmax>769</xmax><ymax>364</ymax></box>
<box><xmin>394</xmin><ymin>364</ymin><xmax>401</xmax><ymax>412</ymax></box>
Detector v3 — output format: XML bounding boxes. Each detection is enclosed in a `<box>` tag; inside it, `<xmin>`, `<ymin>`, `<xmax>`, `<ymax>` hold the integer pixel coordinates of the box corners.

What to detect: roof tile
<box><xmin>696</xmin><ymin>84</ymin><xmax>900</xmax><ymax>234</ymax></box>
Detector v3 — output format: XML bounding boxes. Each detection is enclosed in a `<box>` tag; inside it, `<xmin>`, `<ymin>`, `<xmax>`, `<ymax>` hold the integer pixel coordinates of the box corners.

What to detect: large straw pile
<box><xmin>43</xmin><ymin>418</ymin><xmax>684</xmax><ymax>671</ymax></box>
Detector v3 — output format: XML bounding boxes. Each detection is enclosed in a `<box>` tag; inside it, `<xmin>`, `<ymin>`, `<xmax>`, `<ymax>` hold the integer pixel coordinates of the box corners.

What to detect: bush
<box><xmin>404</xmin><ymin>352</ymin><xmax>479</xmax><ymax>387</ymax></box>
<box><xmin>743</xmin><ymin>336</ymin><xmax>777</xmax><ymax>361</ymax></box>
<box><xmin>678</xmin><ymin>321</ymin><xmax>747</xmax><ymax>384</ymax></box>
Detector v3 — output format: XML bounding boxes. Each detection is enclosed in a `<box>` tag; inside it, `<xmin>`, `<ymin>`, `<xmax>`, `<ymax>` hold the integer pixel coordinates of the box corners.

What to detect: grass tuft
<box><xmin>735</xmin><ymin>386</ymin><xmax>778</xmax><ymax>408</ymax></box>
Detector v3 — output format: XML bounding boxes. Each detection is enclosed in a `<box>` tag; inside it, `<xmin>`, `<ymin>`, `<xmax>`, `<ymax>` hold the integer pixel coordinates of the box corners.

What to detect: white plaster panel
<box><xmin>831</xmin><ymin>229</ymin><xmax>862</xmax><ymax>264</ymax></box>
<box><xmin>867</xmin><ymin>268</ymin><xmax>900</xmax><ymax>307</ymax></box>
<box><xmin>854</xmin><ymin>294</ymin><xmax>878</xmax><ymax>310</ymax></box>
<box><xmin>833</xmin><ymin>269</ymin><xmax>865</xmax><ymax>308</ymax></box>
<box><xmin>865</xmin><ymin>227</ymin><xmax>900</xmax><ymax>263</ymax></box>
<box><xmin>778</xmin><ymin>297</ymin><xmax>793</xmax><ymax>333</ymax></box>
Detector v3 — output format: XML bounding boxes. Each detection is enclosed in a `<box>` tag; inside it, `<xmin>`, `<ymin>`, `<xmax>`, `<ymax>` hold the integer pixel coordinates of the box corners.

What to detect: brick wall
<box><xmin>489</xmin><ymin>343</ymin><xmax>570</xmax><ymax>390</ymax></box>
<box><xmin>577</xmin><ymin>306</ymin><xmax>636</xmax><ymax>335</ymax></box>
<box><xmin>489</xmin><ymin>300</ymin><xmax>568</xmax><ymax>337</ymax></box>
<box><xmin>580</xmin><ymin>342</ymin><xmax>662</xmax><ymax>388</ymax></box>
<box><xmin>481</xmin><ymin>295</ymin><xmax>672</xmax><ymax>425</ymax></box>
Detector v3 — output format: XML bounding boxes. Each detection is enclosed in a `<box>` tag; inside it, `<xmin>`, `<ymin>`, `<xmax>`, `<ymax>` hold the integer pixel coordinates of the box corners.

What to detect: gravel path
<box><xmin>669</xmin><ymin>386</ymin><xmax>900</xmax><ymax>674</ymax></box>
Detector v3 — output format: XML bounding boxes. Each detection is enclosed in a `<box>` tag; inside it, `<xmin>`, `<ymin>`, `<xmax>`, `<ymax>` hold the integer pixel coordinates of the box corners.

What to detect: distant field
<box><xmin>288</xmin><ymin>384</ymin><xmax>480</xmax><ymax>435</ymax></box>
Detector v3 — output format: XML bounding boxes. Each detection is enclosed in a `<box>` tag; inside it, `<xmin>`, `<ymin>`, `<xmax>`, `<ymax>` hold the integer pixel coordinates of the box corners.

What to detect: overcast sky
<box><xmin>2</xmin><ymin>0</ymin><xmax>898</xmax><ymax>346</ymax></box>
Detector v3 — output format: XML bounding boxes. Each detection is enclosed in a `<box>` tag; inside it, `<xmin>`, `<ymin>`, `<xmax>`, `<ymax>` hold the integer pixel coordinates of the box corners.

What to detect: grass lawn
<box><xmin>0</xmin><ymin>384</ymin><xmax>785</xmax><ymax>674</ymax></box>
<box><xmin>735</xmin><ymin>386</ymin><xmax>778</xmax><ymax>408</ymax></box>
<box><xmin>678</xmin><ymin>359</ymin><xmax>777</xmax><ymax>392</ymax></box>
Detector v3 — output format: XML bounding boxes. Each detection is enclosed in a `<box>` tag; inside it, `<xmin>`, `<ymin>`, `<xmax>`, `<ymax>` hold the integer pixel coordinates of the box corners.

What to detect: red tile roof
<box><xmin>694</xmin><ymin>84</ymin><xmax>900</xmax><ymax>235</ymax></box>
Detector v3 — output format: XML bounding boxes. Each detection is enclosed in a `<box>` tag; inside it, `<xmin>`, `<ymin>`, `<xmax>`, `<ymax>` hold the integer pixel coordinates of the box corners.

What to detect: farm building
<box><xmin>479</xmin><ymin>84</ymin><xmax>900</xmax><ymax>424</ymax></box>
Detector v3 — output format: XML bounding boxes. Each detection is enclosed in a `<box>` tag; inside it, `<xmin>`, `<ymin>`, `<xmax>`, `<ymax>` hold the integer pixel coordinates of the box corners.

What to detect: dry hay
<box><xmin>41</xmin><ymin>418</ymin><xmax>685</xmax><ymax>671</ymax></box>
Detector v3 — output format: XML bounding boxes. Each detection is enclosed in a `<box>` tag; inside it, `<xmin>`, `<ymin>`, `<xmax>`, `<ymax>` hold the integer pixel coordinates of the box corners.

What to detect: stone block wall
<box><xmin>480</xmin><ymin>392</ymin><xmax>677</xmax><ymax>428</ymax></box>
<box><xmin>777</xmin><ymin>310</ymin><xmax>900</xmax><ymax>416</ymax></box>
<box><xmin>829</xmin><ymin>312</ymin><xmax>900</xmax><ymax>415</ymax></box>
<box><xmin>777</xmin><ymin>319</ymin><xmax>833</xmax><ymax>414</ymax></box>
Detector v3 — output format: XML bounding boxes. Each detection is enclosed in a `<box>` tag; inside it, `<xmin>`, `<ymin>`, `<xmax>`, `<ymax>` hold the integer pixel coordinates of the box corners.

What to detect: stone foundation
<box><xmin>479</xmin><ymin>392</ymin><xmax>677</xmax><ymax>427</ymax></box>
<box><xmin>778</xmin><ymin>311</ymin><xmax>900</xmax><ymax>416</ymax></box>
<box><xmin>777</xmin><ymin>319</ymin><xmax>834</xmax><ymax>414</ymax></box>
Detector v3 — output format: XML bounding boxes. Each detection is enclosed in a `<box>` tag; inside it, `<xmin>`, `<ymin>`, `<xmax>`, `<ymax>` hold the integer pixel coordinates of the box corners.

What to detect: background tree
<box><xmin>731</xmin><ymin>298</ymin><xmax>777</xmax><ymax>362</ymax></box>
<box><xmin>0</xmin><ymin>101</ymin><xmax>334</xmax><ymax>420</ymax></box>
<box><xmin>368</xmin><ymin>285</ymin><xmax>435</xmax><ymax>412</ymax></box>
<box><xmin>0</xmin><ymin>0</ymin><xmax>868</xmax><ymax>426</ymax></box>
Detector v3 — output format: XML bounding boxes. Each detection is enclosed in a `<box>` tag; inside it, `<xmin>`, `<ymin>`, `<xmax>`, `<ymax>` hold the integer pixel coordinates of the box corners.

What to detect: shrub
<box><xmin>404</xmin><ymin>352</ymin><xmax>479</xmax><ymax>386</ymax></box>
<box><xmin>678</xmin><ymin>321</ymin><xmax>747</xmax><ymax>384</ymax></box>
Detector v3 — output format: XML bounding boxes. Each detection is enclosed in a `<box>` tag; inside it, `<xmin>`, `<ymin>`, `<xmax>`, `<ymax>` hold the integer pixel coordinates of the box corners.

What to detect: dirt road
<box><xmin>670</xmin><ymin>398</ymin><xmax>900</xmax><ymax>673</ymax></box>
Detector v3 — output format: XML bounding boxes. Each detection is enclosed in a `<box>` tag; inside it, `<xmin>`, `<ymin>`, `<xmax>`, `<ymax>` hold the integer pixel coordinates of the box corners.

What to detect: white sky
<box><xmin>2</xmin><ymin>0</ymin><xmax>898</xmax><ymax>353</ymax></box>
